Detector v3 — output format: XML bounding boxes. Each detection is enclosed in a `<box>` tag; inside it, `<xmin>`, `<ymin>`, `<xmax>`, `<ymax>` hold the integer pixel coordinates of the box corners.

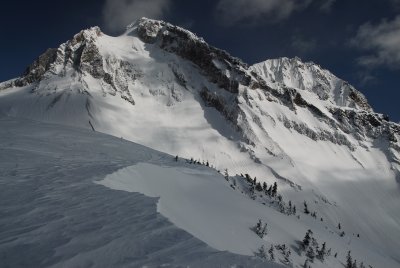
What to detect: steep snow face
<box><xmin>250</xmin><ymin>57</ymin><xmax>372</xmax><ymax>111</ymax></box>
<box><xmin>0</xmin><ymin>17</ymin><xmax>400</xmax><ymax>268</ymax></box>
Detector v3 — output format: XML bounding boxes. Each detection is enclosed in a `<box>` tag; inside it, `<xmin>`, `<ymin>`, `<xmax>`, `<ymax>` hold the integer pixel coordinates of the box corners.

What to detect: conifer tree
<box><xmin>263</xmin><ymin>182</ymin><xmax>268</xmax><ymax>191</ymax></box>
<box><xmin>272</xmin><ymin>182</ymin><xmax>278</xmax><ymax>196</ymax></box>
<box><xmin>346</xmin><ymin>251</ymin><xmax>353</xmax><ymax>268</ymax></box>
<box><xmin>317</xmin><ymin>242</ymin><xmax>327</xmax><ymax>261</ymax></box>
<box><xmin>224</xmin><ymin>168</ymin><xmax>229</xmax><ymax>181</ymax></box>
<box><xmin>302</xmin><ymin>229</ymin><xmax>313</xmax><ymax>251</ymax></box>
<box><xmin>267</xmin><ymin>185</ymin><xmax>273</xmax><ymax>196</ymax></box>
<box><xmin>306</xmin><ymin>247</ymin><xmax>315</xmax><ymax>262</ymax></box>
<box><xmin>268</xmin><ymin>245</ymin><xmax>275</xmax><ymax>261</ymax></box>
<box><xmin>304</xmin><ymin>201</ymin><xmax>310</xmax><ymax>214</ymax></box>
<box><xmin>255</xmin><ymin>245</ymin><xmax>267</xmax><ymax>259</ymax></box>
<box><xmin>256</xmin><ymin>182</ymin><xmax>263</xmax><ymax>192</ymax></box>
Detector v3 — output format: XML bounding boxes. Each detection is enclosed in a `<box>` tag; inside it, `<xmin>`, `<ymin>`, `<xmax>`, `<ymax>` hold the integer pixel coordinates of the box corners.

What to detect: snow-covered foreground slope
<box><xmin>0</xmin><ymin>116</ymin><xmax>281</xmax><ymax>268</ymax></box>
<box><xmin>1</xmin><ymin>116</ymin><xmax>398</xmax><ymax>268</ymax></box>
<box><xmin>0</xmin><ymin>17</ymin><xmax>400</xmax><ymax>267</ymax></box>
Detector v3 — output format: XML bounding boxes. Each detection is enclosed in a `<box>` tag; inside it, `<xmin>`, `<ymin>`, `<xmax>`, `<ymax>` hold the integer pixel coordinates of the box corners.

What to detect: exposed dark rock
<box><xmin>15</xmin><ymin>48</ymin><xmax>58</xmax><ymax>86</ymax></box>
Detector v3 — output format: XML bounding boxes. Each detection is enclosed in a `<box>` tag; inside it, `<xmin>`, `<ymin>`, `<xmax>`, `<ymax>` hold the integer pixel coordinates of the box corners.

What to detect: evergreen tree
<box><xmin>306</xmin><ymin>247</ymin><xmax>315</xmax><ymax>262</ymax></box>
<box><xmin>283</xmin><ymin>249</ymin><xmax>292</xmax><ymax>265</ymax></box>
<box><xmin>268</xmin><ymin>245</ymin><xmax>275</xmax><ymax>261</ymax></box>
<box><xmin>293</xmin><ymin>205</ymin><xmax>297</xmax><ymax>215</ymax></box>
<box><xmin>255</xmin><ymin>245</ymin><xmax>267</xmax><ymax>259</ymax></box>
<box><xmin>272</xmin><ymin>182</ymin><xmax>278</xmax><ymax>196</ymax></box>
<box><xmin>255</xmin><ymin>182</ymin><xmax>263</xmax><ymax>192</ymax></box>
<box><xmin>360</xmin><ymin>262</ymin><xmax>366</xmax><ymax>268</ymax></box>
<box><xmin>302</xmin><ymin>229</ymin><xmax>313</xmax><ymax>251</ymax></box>
<box><xmin>224</xmin><ymin>169</ymin><xmax>229</xmax><ymax>181</ymax></box>
<box><xmin>338</xmin><ymin>223</ymin><xmax>342</xmax><ymax>230</ymax></box>
<box><xmin>346</xmin><ymin>251</ymin><xmax>353</xmax><ymax>268</ymax></box>
<box><xmin>253</xmin><ymin>219</ymin><xmax>267</xmax><ymax>238</ymax></box>
<box><xmin>263</xmin><ymin>182</ymin><xmax>268</xmax><ymax>191</ymax></box>
<box><xmin>206</xmin><ymin>161</ymin><xmax>209</xmax><ymax>167</ymax></box>
<box><xmin>267</xmin><ymin>185</ymin><xmax>273</xmax><ymax>196</ymax></box>
<box><xmin>175</xmin><ymin>155</ymin><xmax>178</xmax><ymax>162</ymax></box>
<box><xmin>304</xmin><ymin>201</ymin><xmax>310</xmax><ymax>214</ymax></box>
<box><xmin>253</xmin><ymin>177</ymin><xmax>257</xmax><ymax>185</ymax></box>
<box><xmin>317</xmin><ymin>242</ymin><xmax>327</xmax><ymax>261</ymax></box>
<box><xmin>353</xmin><ymin>260</ymin><xmax>358</xmax><ymax>268</ymax></box>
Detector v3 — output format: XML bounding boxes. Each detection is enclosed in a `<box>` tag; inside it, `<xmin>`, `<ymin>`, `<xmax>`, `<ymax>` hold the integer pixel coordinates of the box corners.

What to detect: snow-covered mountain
<box><xmin>1</xmin><ymin>18</ymin><xmax>400</xmax><ymax>267</ymax></box>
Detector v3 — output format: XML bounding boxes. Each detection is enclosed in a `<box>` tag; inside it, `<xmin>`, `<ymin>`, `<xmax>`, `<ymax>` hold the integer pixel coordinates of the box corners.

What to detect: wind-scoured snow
<box><xmin>0</xmin><ymin>116</ymin><xmax>279</xmax><ymax>268</ymax></box>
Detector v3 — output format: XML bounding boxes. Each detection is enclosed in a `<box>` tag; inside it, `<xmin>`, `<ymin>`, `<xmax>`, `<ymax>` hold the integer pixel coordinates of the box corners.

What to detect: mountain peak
<box><xmin>250</xmin><ymin>57</ymin><xmax>372</xmax><ymax>111</ymax></box>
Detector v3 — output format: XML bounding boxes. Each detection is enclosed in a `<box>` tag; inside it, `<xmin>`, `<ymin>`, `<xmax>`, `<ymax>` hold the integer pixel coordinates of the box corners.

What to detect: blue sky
<box><xmin>1</xmin><ymin>0</ymin><xmax>399</xmax><ymax>121</ymax></box>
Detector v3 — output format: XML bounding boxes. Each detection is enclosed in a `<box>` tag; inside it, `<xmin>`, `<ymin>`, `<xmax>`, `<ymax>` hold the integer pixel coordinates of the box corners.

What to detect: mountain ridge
<box><xmin>0</xmin><ymin>17</ymin><xmax>400</xmax><ymax>267</ymax></box>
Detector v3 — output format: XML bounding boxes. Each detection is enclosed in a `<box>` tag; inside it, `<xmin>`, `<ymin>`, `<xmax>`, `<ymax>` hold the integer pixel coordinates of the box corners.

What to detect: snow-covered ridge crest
<box><xmin>250</xmin><ymin>57</ymin><xmax>372</xmax><ymax>111</ymax></box>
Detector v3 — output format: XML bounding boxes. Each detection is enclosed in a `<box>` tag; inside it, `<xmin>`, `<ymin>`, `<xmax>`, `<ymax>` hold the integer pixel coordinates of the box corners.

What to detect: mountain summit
<box><xmin>1</xmin><ymin>18</ymin><xmax>399</xmax><ymax>267</ymax></box>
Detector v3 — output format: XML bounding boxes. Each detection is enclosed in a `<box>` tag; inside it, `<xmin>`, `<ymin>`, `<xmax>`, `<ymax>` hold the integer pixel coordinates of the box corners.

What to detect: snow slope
<box><xmin>1</xmin><ymin>17</ymin><xmax>400</xmax><ymax>267</ymax></box>
<box><xmin>0</xmin><ymin>116</ymin><xmax>280</xmax><ymax>268</ymax></box>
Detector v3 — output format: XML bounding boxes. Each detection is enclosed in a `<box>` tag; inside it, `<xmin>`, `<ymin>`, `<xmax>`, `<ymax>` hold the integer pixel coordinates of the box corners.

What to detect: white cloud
<box><xmin>352</xmin><ymin>15</ymin><xmax>400</xmax><ymax>69</ymax></box>
<box><xmin>319</xmin><ymin>0</ymin><xmax>336</xmax><ymax>12</ymax></box>
<box><xmin>102</xmin><ymin>0</ymin><xmax>171</xmax><ymax>32</ymax></box>
<box><xmin>215</xmin><ymin>0</ymin><xmax>313</xmax><ymax>26</ymax></box>
<box><xmin>213</xmin><ymin>0</ymin><xmax>341</xmax><ymax>26</ymax></box>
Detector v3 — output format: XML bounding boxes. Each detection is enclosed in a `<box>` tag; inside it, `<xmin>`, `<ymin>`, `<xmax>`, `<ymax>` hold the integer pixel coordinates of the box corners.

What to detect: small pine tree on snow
<box><xmin>304</xmin><ymin>201</ymin><xmax>310</xmax><ymax>214</ymax></box>
<box><xmin>334</xmin><ymin>252</ymin><xmax>338</xmax><ymax>258</ymax></box>
<box><xmin>338</xmin><ymin>223</ymin><xmax>342</xmax><ymax>230</ymax></box>
<box><xmin>233</xmin><ymin>178</ymin><xmax>237</xmax><ymax>187</ymax></box>
<box><xmin>267</xmin><ymin>185</ymin><xmax>273</xmax><ymax>196</ymax></box>
<box><xmin>288</xmin><ymin>200</ymin><xmax>292</xmax><ymax>212</ymax></box>
<box><xmin>175</xmin><ymin>155</ymin><xmax>178</xmax><ymax>162</ymax></box>
<box><xmin>255</xmin><ymin>182</ymin><xmax>263</xmax><ymax>192</ymax></box>
<box><xmin>283</xmin><ymin>249</ymin><xmax>292</xmax><ymax>265</ymax></box>
<box><xmin>306</xmin><ymin>247</ymin><xmax>315</xmax><ymax>262</ymax></box>
<box><xmin>253</xmin><ymin>219</ymin><xmax>268</xmax><ymax>238</ymax></box>
<box><xmin>190</xmin><ymin>157</ymin><xmax>193</xmax><ymax>164</ymax></box>
<box><xmin>346</xmin><ymin>251</ymin><xmax>353</xmax><ymax>268</ymax></box>
<box><xmin>268</xmin><ymin>245</ymin><xmax>275</xmax><ymax>261</ymax></box>
<box><xmin>245</xmin><ymin>173</ymin><xmax>251</xmax><ymax>183</ymax></box>
<box><xmin>302</xmin><ymin>229</ymin><xmax>313</xmax><ymax>251</ymax></box>
<box><xmin>253</xmin><ymin>177</ymin><xmax>257</xmax><ymax>185</ymax></box>
<box><xmin>255</xmin><ymin>245</ymin><xmax>267</xmax><ymax>259</ymax></box>
<box><xmin>224</xmin><ymin>169</ymin><xmax>229</xmax><ymax>181</ymax></box>
<box><xmin>263</xmin><ymin>181</ymin><xmax>267</xmax><ymax>191</ymax></box>
<box><xmin>293</xmin><ymin>205</ymin><xmax>297</xmax><ymax>215</ymax></box>
<box><xmin>360</xmin><ymin>262</ymin><xmax>366</xmax><ymax>268</ymax></box>
<box><xmin>317</xmin><ymin>242</ymin><xmax>327</xmax><ymax>261</ymax></box>
<box><xmin>206</xmin><ymin>161</ymin><xmax>209</xmax><ymax>167</ymax></box>
<box><xmin>272</xmin><ymin>182</ymin><xmax>278</xmax><ymax>196</ymax></box>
